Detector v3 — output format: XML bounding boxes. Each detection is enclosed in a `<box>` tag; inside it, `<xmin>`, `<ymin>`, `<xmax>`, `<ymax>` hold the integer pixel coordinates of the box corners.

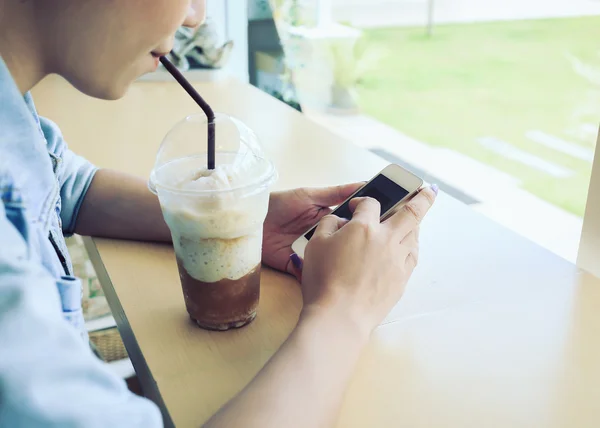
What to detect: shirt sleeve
<box><xmin>39</xmin><ymin>116</ymin><xmax>98</xmax><ymax>235</ymax></box>
<box><xmin>0</xmin><ymin>201</ymin><xmax>162</xmax><ymax>428</ymax></box>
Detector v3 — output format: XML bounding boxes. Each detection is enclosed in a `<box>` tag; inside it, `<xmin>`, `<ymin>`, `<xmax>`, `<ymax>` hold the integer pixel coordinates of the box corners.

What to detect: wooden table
<box><xmin>33</xmin><ymin>77</ymin><xmax>600</xmax><ymax>428</ymax></box>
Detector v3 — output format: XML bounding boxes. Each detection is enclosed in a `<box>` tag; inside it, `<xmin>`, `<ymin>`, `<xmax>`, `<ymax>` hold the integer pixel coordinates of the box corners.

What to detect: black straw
<box><xmin>159</xmin><ymin>56</ymin><xmax>216</xmax><ymax>170</ymax></box>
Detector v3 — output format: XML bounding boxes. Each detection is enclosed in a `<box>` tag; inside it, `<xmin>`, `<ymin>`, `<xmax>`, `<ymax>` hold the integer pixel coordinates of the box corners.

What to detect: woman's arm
<box><xmin>204</xmin><ymin>309</ymin><xmax>366</xmax><ymax>428</ymax></box>
<box><xmin>0</xmin><ymin>202</ymin><xmax>163</xmax><ymax>428</ymax></box>
<box><xmin>75</xmin><ymin>167</ymin><xmax>437</xmax><ymax>428</ymax></box>
<box><xmin>74</xmin><ymin>169</ymin><xmax>171</xmax><ymax>242</ymax></box>
<box><xmin>205</xmin><ymin>189</ymin><xmax>437</xmax><ymax>427</ymax></box>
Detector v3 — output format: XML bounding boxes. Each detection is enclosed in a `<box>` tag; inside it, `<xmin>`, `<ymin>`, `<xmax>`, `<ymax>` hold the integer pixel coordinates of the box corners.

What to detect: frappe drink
<box><xmin>149</xmin><ymin>114</ymin><xmax>277</xmax><ymax>330</ymax></box>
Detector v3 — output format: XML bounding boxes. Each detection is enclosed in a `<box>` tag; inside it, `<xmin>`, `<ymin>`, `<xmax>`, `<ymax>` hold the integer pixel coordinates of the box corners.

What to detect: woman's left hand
<box><xmin>262</xmin><ymin>183</ymin><xmax>362</xmax><ymax>281</ymax></box>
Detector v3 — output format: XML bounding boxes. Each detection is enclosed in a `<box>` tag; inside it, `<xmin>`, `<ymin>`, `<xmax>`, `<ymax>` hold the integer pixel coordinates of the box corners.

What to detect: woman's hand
<box><xmin>262</xmin><ymin>184</ymin><xmax>362</xmax><ymax>280</ymax></box>
<box><xmin>206</xmin><ymin>186</ymin><xmax>437</xmax><ymax>428</ymax></box>
<box><xmin>300</xmin><ymin>186</ymin><xmax>437</xmax><ymax>337</ymax></box>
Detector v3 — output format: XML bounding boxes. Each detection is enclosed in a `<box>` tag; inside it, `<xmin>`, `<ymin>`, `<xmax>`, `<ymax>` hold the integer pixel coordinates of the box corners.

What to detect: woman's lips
<box><xmin>149</xmin><ymin>51</ymin><xmax>169</xmax><ymax>71</ymax></box>
<box><xmin>151</xmin><ymin>50</ymin><xmax>170</xmax><ymax>58</ymax></box>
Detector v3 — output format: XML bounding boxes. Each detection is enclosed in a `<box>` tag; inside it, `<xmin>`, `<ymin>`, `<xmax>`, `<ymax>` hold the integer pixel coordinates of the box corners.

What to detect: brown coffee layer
<box><xmin>176</xmin><ymin>259</ymin><xmax>261</xmax><ymax>331</ymax></box>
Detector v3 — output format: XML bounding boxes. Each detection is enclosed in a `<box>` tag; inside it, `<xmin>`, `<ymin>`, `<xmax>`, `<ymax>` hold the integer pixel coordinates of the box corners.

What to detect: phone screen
<box><xmin>304</xmin><ymin>174</ymin><xmax>410</xmax><ymax>240</ymax></box>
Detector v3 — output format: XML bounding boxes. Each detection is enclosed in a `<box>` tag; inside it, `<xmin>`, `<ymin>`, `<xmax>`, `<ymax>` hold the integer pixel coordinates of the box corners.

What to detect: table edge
<box><xmin>83</xmin><ymin>236</ymin><xmax>175</xmax><ymax>428</ymax></box>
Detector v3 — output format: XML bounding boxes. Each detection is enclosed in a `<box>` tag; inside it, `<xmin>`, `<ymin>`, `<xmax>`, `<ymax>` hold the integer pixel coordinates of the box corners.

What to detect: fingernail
<box><xmin>431</xmin><ymin>184</ymin><xmax>439</xmax><ymax>195</ymax></box>
<box><xmin>290</xmin><ymin>253</ymin><xmax>303</xmax><ymax>270</ymax></box>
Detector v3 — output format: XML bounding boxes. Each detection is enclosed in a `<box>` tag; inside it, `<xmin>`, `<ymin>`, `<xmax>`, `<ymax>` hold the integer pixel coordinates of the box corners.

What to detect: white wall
<box><xmin>207</xmin><ymin>0</ymin><xmax>249</xmax><ymax>82</ymax></box>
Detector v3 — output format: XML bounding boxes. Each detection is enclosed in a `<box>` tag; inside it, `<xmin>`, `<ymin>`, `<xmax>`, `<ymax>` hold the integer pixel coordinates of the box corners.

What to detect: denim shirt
<box><xmin>0</xmin><ymin>57</ymin><xmax>162</xmax><ymax>426</ymax></box>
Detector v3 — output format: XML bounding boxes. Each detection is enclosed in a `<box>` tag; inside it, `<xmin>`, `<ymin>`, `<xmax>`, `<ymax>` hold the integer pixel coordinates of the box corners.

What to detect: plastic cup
<box><xmin>149</xmin><ymin>114</ymin><xmax>277</xmax><ymax>330</ymax></box>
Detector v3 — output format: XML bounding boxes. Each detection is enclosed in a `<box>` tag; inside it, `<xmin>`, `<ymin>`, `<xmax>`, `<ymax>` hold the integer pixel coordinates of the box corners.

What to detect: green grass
<box><xmin>356</xmin><ymin>17</ymin><xmax>600</xmax><ymax>216</ymax></box>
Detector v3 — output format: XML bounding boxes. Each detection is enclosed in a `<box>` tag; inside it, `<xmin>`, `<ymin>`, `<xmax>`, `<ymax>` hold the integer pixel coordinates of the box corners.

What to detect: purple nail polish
<box><xmin>290</xmin><ymin>253</ymin><xmax>303</xmax><ymax>270</ymax></box>
<box><xmin>431</xmin><ymin>184</ymin><xmax>439</xmax><ymax>195</ymax></box>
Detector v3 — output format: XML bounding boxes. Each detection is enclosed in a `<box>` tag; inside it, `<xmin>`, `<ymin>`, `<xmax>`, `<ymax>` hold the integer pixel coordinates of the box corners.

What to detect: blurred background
<box><xmin>246</xmin><ymin>0</ymin><xmax>600</xmax><ymax>263</ymax></box>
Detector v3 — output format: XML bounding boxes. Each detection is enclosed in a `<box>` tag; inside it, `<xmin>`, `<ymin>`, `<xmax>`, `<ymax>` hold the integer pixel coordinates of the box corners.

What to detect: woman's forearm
<box><xmin>74</xmin><ymin>169</ymin><xmax>171</xmax><ymax>242</ymax></box>
<box><xmin>77</xmin><ymin>170</ymin><xmax>371</xmax><ymax>427</ymax></box>
<box><xmin>204</xmin><ymin>308</ymin><xmax>367</xmax><ymax>428</ymax></box>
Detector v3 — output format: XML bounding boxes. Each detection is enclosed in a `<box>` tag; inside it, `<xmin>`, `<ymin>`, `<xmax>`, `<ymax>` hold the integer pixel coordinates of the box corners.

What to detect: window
<box><xmin>249</xmin><ymin>0</ymin><xmax>600</xmax><ymax>263</ymax></box>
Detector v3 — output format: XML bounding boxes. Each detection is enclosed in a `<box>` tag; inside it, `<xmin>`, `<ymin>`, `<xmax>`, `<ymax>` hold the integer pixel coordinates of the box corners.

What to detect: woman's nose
<box><xmin>182</xmin><ymin>0</ymin><xmax>206</xmax><ymax>28</ymax></box>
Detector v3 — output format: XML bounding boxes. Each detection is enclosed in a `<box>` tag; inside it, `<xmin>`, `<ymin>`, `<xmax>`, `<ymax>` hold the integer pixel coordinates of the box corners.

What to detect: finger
<box><xmin>314</xmin><ymin>207</ymin><xmax>333</xmax><ymax>221</ymax></box>
<box><xmin>405</xmin><ymin>246</ymin><xmax>420</xmax><ymax>270</ymax></box>
<box><xmin>401</xmin><ymin>227</ymin><xmax>419</xmax><ymax>249</ymax></box>
<box><xmin>403</xmin><ymin>226</ymin><xmax>420</xmax><ymax>246</ymax></box>
<box><xmin>287</xmin><ymin>253</ymin><xmax>304</xmax><ymax>282</ymax></box>
<box><xmin>293</xmin><ymin>267</ymin><xmax>303</xmax><ymax>283</ymax></box>
<box><xmin>307</xmin><ymin>183</ymin><xmax>364</xmax><ymax>207</ymax></box>
<box><xmin>384</xmin><ymin>186</ymin><xmax>436</xmax><ymax>240</ymax></box>
<box><xmin>348</xmin><ymin>197</ymin><xmax>381</xmax><ymax>225</ymax></box>
<box><xmin>313</xmin><ymin>214</ymin><xmax>347</xmax><ymax>238</ymax></box>
<box><xmin>402</xmin><ymin>227</ymin><xmax>420</xmax><ymax>269</ymax></box>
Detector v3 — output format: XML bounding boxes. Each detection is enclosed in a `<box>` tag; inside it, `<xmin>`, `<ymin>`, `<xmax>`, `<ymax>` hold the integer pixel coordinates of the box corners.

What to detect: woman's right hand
<box><xmin>300</xmin><ymin>186</ymin><xmax>437</xmax><ymax>338</ymax></box>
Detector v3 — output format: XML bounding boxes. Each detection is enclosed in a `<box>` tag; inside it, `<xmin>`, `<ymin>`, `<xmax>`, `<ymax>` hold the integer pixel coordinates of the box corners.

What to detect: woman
<box><xmin>0</xmin><ymin>1</ymin><xmax>437</xmax><ymax>427</ymax></box>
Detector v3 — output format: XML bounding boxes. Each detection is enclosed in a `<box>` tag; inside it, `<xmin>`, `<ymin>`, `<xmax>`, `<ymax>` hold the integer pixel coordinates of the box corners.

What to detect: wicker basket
<box><xmin>89</xmin><ymin>328</ymin><xmax>129</xmax><ymax>363</ymax></box>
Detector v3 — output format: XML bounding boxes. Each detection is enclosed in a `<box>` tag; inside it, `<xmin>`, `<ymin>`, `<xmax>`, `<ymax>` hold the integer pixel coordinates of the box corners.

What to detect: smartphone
<box><xmin>291</xmin><ymin>164</ymin><xmax>424</xmax><ymax>258</ymax></box>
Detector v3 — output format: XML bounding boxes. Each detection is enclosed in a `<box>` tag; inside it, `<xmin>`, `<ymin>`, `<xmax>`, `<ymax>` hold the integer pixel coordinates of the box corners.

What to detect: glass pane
<box><xmin>249</xmin><ymin>0</ymin><xmax>600</xmax><ymax>262</ymax></box>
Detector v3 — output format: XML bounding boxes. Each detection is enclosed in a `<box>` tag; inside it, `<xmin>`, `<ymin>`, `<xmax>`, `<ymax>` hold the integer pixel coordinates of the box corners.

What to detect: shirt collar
<box><xmin>0</xmin><ymin>56</ymin><xmax>56</xmax><ymax>224</ymax></box>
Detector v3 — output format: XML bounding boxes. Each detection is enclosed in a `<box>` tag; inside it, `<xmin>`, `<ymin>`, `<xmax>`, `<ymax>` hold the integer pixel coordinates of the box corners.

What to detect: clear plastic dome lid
<box><xmin>148</xmin><ymin>113</ymin><xmax>276</xmax><ymax>195</ymax></box>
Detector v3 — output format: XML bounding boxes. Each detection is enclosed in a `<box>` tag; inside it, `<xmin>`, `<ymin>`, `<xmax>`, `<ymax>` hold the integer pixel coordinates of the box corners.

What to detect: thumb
<box><xmin>313</xmin><ymin>214</ymin><xmax>348</xmax><ymax>238</ymax></box>
<box><xmin>308</xmin><ymin>183</ymin><xmax>363</xmax><ymax>207</ymax></box>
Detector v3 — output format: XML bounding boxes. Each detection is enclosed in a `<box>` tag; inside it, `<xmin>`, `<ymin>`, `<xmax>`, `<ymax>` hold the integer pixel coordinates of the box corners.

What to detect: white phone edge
<box><xmin>291</xmin><ymin>164</ymin><xmax>424</xmax><ymax>259</ymax></box>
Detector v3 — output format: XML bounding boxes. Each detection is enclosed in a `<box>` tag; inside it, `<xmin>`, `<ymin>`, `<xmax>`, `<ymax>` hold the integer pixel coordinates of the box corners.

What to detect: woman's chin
<box><xmin>79</xmin><ymin>73</ymin><xmax>136</xmax><ymax>101</ymax></box>
<box><xmin>87</xmin><ymin>81</ymin><xmax>130</xmax><ymax>101</ymax></box>
<box><xmin>65</xmin><ymin>59</ymin><xmax>151</xmax><ymax>101</ymax></box>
